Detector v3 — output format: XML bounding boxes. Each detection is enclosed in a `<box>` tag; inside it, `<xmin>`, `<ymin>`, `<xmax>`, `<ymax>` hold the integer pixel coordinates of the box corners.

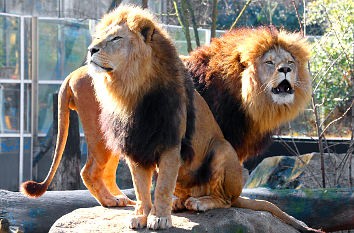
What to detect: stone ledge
<box><xmin>49</xmin><ymin>206</ymin><xmax>301</xmax><ymax>233</ymax></box>
<box><xmin>2</xmin><ymin>188</ymin><xmax>352</xmax><ymax>232</ymax></box>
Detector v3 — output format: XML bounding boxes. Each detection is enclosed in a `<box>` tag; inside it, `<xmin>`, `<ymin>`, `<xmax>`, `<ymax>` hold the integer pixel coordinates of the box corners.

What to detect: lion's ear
<box><xmin>140</xmin><ymin>25</ymin><xmax>154</xmax><ymax>43</ymax></box>
<box><xmin>127</xmin><ymin>14</ymin><xmax>155</xmax><ymax>43</ymax></box>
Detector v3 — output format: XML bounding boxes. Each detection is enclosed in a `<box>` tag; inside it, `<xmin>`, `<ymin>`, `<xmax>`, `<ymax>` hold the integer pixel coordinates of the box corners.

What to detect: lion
<box><xmin>21</xmin><ymin>7</ymin><xmax>320</xmax><ymax>232</ymax></box>
<box><xmin>21</xmin><ymin>5</ymin><xmax>188</xmax><ymax>229</ymax></box>
<box><xmin>184</xmin><ymin>26</ymin><xmax>312</xmax><ymax>163</ymax></box>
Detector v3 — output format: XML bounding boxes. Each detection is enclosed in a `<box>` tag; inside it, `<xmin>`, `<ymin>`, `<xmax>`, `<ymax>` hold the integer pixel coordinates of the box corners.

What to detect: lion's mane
<box><xmin>91</xmin><ymin>6</ymin><xmax>195</xmax><ymax>167</ymax></box>
<box><xmin>185</xmin><ymin>27</ymin><xmax>311</xmax><ymax>162</ymax></box>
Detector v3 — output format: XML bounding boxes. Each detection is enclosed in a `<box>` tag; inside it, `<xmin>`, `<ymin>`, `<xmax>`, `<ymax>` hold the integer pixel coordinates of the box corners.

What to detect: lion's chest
<box><xmin>99</xmin><ymin>86</ymin><xmax>183</xmax><ymax>167</ymax></box>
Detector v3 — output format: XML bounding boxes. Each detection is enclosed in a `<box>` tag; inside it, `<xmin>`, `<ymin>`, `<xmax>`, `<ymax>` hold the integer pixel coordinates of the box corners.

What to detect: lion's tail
<box><xmin>20</xmin><ymin>77</ymin><xmax>72</xmax><ymax>198</ymax></box>
<box><xmin>231</xmin><ymin>196</ymin><xmax>324</xmax><ymax>233</ymax></box>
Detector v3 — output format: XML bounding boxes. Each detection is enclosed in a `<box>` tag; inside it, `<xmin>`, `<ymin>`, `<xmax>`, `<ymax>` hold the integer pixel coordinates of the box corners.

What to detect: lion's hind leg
<box><xmin>81</xmin><ymin>151</ymin><xmax>127</xmax><ymax>207</ymax></box>
<box><xmin>213</xmin><ymin>139</ymin><xmax>323</xmax><ymax>232</ymax></box>
<box><xmin>172</xmin><ymin>197</ymin><xmax>187</xmax><ymax>211</ymax></box>
<box><xmin>103</xmin><ymin>154</ymin><xmax>136</xmax><ymax>205</ymax></box>
<box><xmin>184</xmin><ymin>139</ymin><xmax>239</xmax><ymax>212</ymax></box>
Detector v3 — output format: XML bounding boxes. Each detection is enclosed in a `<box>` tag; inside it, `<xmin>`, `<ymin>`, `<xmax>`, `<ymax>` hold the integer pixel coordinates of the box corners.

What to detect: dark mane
<box><xmin>186</xmin><ymin>45</ymin><xmax>273</xmax><ymax>162</ymax></box>
<box><xmin>100</xmin><ymin>73</ymin><xmax>195</xmax><ymax>167</ymax></box>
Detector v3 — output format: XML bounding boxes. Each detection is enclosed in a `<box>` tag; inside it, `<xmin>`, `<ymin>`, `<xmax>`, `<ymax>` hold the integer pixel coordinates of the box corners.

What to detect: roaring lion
<box><xmin>21</xmin><ymin>7</ymin><xmax>320</xmax><ymax>232</ymax></box>
<box><xmin>184</xmin><ymin>27</ymin><xmax>312</xmax><ymax>163</ymax></box>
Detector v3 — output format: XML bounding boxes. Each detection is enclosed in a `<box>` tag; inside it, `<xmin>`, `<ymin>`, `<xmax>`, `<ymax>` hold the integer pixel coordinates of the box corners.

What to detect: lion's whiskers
<box><xmin>256</xmin><ymin>80</ymin><xmax>277</xmax><ymax>96</ymax></box>
<box><xmin>294</xmin><ymin>81</ymin><xmax>311</xmax><ymax>91</ymax></box>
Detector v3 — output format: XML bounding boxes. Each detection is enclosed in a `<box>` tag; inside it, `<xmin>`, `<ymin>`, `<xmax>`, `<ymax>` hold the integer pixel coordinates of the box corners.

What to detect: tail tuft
<box><xmin>20</xmin><ymin>181</ymin><xmax>47</xmax><ymax>198</ymax></box>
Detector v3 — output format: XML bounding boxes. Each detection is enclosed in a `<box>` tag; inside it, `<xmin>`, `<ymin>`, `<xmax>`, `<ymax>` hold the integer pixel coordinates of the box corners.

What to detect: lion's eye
<box><xmin>288</xmin><ymin>60</ymin><xmax>294</xmax><ymax>65</ymax></box>
<box><xmin>111</xmin><ymin>36</ymin><xmax>122</xmax><ymax>41</ymax></box>
<box><xmin>265</xmin><ymin>61</ymin><xmax>274</xmax><ymax>65</ymax></box>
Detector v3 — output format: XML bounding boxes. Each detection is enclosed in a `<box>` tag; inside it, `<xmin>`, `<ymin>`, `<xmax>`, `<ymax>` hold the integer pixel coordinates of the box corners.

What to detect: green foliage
<box><xmin>216</xmin><ymin>0</ymin><xmax>304</xmax><ymax>32</ymax></box>
<box><xmin>307</xmin><ymin>0</ymin><xmax>353</xmax><ymax>135</ymax></box>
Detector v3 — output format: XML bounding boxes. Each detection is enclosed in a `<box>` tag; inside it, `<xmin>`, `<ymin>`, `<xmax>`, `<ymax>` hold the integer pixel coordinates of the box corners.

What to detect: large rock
<box><xmin>0</xmin><ymin>189</ymin><xmax>135</xmax><ymax>233</ymax></box>
<box><xmin>49</xmin><ymin>206</ymin><xmax>301</xmax><ymax>233</ymax></box>
<box><xmin>245</xmin><ymin>153</ymin><xmax>354</xmax><ymax>189</ymax></box>
<box><xmin>2</xmin><ymin>188</ymin><xmax>352</xmax><ymax>232</ymax></box>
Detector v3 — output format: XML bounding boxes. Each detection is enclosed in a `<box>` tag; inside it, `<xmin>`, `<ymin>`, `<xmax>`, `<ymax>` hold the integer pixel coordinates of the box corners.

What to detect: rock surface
<box><xmin>49</xmin><ymin>206</ymin><xmax>300</xmax><ymax>233</ymax></box>
<box><xmin>2</xmin><ymin>188</ymin><xmax>352</xmax><ymax>232</ymax></box>
<box><xmin>245</xmin><ymin>153</ymin><xmax>354</xmax><ymax>189</ymax></box>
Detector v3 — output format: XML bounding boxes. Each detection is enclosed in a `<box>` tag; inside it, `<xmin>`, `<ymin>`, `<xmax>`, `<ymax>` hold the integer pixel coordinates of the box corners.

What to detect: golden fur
<box><xmin>21</xmin><ymin>8</ymin><xmax>320</xmax><ymax>232</ymax></box>
<box><xmin>185</xmin><ymin>27</ymin><xmax>312</xmax><ymax>162</ymax></box>
<box><xmin>22</xmin><ymin>6</ymin><xmax>190</xmax><ymax>230</ymax></box>
<box><xmin>20</xmin><ymin>67</ymin><xmax>136</xmax><ymax>206</ymax></box>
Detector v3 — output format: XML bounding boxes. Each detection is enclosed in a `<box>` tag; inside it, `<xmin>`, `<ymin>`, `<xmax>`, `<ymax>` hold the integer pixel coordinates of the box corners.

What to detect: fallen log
<box><xmin>0</xmin><ymin>189</ymin><xmax>135</xmax><ymax>233</ymax></box>
<box><xmin>0</xmin><ymin>188</ymin><xmax>352</xmax><ymax>232</ymax></box>
<box><xmin>241</xmin><ymin>188</ymin><xmax>354</xmax><ymax>232</ymax></box>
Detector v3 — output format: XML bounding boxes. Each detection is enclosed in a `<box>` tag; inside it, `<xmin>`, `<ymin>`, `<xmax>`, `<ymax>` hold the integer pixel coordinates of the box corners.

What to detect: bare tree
<box><xmin>284</xmin><ymin>1</ymin><xmax>354</xmax><ymax>189</ymax></box>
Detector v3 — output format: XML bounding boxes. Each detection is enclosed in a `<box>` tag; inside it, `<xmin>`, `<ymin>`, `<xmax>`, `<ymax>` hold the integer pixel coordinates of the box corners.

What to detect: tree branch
<box><xmin>320</xmin><ymin>102</ymin><xmax>353</xmax><ymax>138</ymax></box>
<box><xmin>229</xmin><ymin>0</ymin><xmax>252</xmax><ymax>32</ymax></box>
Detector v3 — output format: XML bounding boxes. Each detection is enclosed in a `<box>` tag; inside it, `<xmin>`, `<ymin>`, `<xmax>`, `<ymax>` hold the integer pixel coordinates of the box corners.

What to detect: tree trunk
<box><xmin>172</xmin><ymin>0</ymin><xmax>192</xmax><ymax>53</ymax></box>
<box><xmin>210</xmin><ymin>0</ymin><xmax>218</xmax><ymax>40</ymax></box>
<box><xmin>50</xmin><ymin>93</ymin><xmax>81</xmax><ymax>191</ymax></box>
<box><xmin>185</xmin><ymin>0</ymin><xmax>200</xmax><ymax>47</ymax></box>
<box><xmin>181</xmin><ymin>0</ymin><xmax>192</xmax><ymax>53</ymax></box>
<box><xmin>142</xmin><ymin>0</ymin><xmax>148</xmax><ymax>9</ymax></box>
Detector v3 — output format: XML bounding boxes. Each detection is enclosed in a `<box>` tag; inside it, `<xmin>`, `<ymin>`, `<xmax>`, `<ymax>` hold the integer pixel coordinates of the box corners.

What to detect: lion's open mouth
<box><xmin>271</xmin><ymin>80</ymin><xmax>294</xmax><ymax>94</ymax></box>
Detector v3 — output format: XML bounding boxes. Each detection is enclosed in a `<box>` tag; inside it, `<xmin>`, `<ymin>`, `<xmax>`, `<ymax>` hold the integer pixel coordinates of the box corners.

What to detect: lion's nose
<box><xmin>278</xmin><ymin>66</ymin><xmax>292</xmax><ymax>74</ymax></box>
<box><xmin>89</xmin><ymin>47</ymin><xmax>100</xmax><ymax>56</ymax></box>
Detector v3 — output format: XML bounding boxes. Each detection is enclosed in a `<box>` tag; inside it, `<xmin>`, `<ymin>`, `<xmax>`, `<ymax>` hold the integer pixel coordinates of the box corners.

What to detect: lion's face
<box><xmin>255</xmin><ymin>47</ymin><xmax>298</xmax><ymax>105</ymax></box>
<box><xmin>87</xmin><ymin>23</ymin><xmax>152</xmax><ymax>79</ymax></box>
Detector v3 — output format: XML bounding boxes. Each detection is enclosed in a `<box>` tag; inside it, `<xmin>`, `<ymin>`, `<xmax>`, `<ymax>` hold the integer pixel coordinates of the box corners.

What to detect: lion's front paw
<box><xmin>147</xmin><ymin>215</ymin><xmax>172</xmax><ymax>230</ymax></box>
<box><xmin>129</xmin><ymin>215</ymin><xmax>147</xmax><ymax>229</ymax></box>
<box><xmin>114</xmin><ymin>195</ymin><xmax>133</xmax><ymax>206</ymax></box>
<box><xmin>185</xmin><ymin>197</ymin><xmax>207</xmax><ymax>212</ymax></box>
<box><xmin>101</xmin><ymin>195</ymin><xmax>131</xmax><ymax>207</ymax></box>
<box><xmin>172</xmin><ymin>197</ymin><xmax>185</xmax><ymax>211</ymax></box>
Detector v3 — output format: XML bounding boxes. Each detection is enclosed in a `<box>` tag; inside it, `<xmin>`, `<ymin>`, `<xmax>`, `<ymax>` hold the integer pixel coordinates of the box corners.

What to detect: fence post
<box><xmin>50</xmin><ymin>93</ymin><xmax>81</xmax><ymax>190</ymax></box>
<box><xmin>30</xmin><ymin>16</ymin><xmax>39</xmax><ymax>182</ymax></box>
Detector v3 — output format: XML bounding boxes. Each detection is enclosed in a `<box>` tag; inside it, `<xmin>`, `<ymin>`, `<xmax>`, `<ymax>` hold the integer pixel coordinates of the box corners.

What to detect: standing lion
<box><xmin>21</xmin><ymin>7</ymin><xmax>320</xmax><ymax>232</ymax></box>
<box><xmin>184</xmin><ymin>27</ymin><xmax>312</xmax><ymax>163</ymax></box>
